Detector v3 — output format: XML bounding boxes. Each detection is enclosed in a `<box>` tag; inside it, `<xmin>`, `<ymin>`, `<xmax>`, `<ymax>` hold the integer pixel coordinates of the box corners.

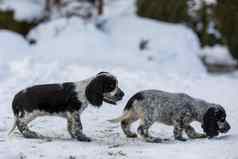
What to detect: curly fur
<box><xmin>109</xmin><ymin>90</ymin><xmax>230</xmax><ymax>143</ymax></box>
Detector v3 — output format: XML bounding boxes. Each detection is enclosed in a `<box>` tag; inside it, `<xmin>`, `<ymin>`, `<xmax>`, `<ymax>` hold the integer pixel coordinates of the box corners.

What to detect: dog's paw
<box><xmin>196</xmin><ymin>133</ymin><xmax>207</xmax><ymax>138</ymax></box>
<box><xmin>126</xmin><ymin>134</ymin><xmax>137</xmax><ymax>138</ymax></box>
<box><xmin>175</xmin><ymin>136</ymin><xmax>187</xmax><ymax>142</ymax></box>
<box><xmin>153</xmin><ymin>138</ymin><xmax>163</xmax><ymax>143</ymax></box>
<box><xmin>76</xmin><ymin>136</ymin><xmax>92</xmax><ymax>142</ymax></box>
<box><xmin>23</xmin><ymin>131</ymin><xmax>44</xmax><ymax>139</ymax></box>
<box><xmin>145</xmin><ymin>137</ymin><xmax>163</xmax><ymax>143</ymax></box>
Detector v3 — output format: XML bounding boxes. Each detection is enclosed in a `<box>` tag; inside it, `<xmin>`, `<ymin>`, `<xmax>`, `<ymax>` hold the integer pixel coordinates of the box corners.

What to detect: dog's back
<box><xmin>12</xmin><ymin>83</ymin><xmax>78</xmax><ymax>116</ymax></box>
<box><xmin>125</xmin><ymin>90</ymin><xmax>193</xmax><ymax>111</ymax></box>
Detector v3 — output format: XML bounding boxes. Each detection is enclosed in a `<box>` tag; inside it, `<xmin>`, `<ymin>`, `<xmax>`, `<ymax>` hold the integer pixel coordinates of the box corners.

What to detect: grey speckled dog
<box><xmin>109</xmin><ymin>90</ymin><xmax>230</xmax><ymax>143</ymax></box>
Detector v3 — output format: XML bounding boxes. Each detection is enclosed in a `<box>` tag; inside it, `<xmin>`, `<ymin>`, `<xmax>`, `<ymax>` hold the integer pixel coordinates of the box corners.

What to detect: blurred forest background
<box><xmin>0</xmin><ymin>0</ymin><xmax>237</xmax><ymax>73</ymax></box>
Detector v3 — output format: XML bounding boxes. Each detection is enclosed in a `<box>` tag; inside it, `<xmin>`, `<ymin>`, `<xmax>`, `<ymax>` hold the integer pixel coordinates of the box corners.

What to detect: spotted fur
<box><xmin>9</xmin><ymin>72</ymin><xmax>124</xmax><ymax>141</ymax></box>
<box><xmin>109</xmin><ymin>90</ymin><xmax>230</xmax><ymax>143</ymax></box>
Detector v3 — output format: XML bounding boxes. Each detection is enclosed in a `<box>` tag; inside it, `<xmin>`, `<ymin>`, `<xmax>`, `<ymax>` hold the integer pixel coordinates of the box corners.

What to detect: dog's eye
<box><xmin>109</xmin><ymin>84</ymin><xmax>115</xmax><ymax>89</ymax></box>
<box><xmin>104</xmin><ymin>83</ymin><xmax>115</xmax><ymax>92</ymax></box>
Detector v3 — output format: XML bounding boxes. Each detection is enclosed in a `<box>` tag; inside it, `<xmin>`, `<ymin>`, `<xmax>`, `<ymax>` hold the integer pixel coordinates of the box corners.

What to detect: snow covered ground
<box><xmin>0</xmin><ymin>0</ymin><xmax>238</xmax><ymax>159</ymax></box>
<box><xmin>200</xmin><ymin>45</ymin><xmax>238</xmax><ymax>65</ymax></box>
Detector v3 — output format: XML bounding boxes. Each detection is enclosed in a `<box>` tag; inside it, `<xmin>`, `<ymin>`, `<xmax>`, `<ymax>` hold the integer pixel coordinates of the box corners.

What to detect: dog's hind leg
<box><xmin>184</xmin><ymin>125</ymin><xmax>207</xmax><ymax>139</ymax></box>
<box><xmin>16</xmin><ymin>115</ymin><xmax>44</xmax><ymax>139</ymax></box>
<box><xmin>137</xmin><ymin>117</ymin><xmax>162</xmax><ymax>143</ymax></box>
<box><xmin>121</xmin><ymin>112</ymin><xmax>139</xmax><ymax>138</ymax></box>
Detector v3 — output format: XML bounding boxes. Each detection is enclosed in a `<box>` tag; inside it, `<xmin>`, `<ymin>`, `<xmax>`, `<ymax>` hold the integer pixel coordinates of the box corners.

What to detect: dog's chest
<box><xmin>74</xmin><ymin>80</ymin><xmax>91</xmax><ymax>107</ymax></box>
<box><xmin>75</xmin><ymin>90</ymin><xmax>88</xmax><ymax>112</ymax></box>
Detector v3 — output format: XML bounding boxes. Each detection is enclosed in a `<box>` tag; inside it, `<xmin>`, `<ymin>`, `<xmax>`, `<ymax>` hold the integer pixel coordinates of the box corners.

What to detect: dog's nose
<box><xmin>116</xmin><ymin>89</ymin><xmax>124</xmax><ymax>99</ymax></box>
<box><xmin>224</xmin><ymin>122</ymin><xmax>231</xmax><ymax>132</ymax></box>
<box><xmin>220</xmin><ymin>122</ymin><xmax>231</xmax><ymax>133</ymax></box>
<box><xmin>120</xmin><ymin>91</ymin><xmax>125</xmax><ymax>98</ymax></box>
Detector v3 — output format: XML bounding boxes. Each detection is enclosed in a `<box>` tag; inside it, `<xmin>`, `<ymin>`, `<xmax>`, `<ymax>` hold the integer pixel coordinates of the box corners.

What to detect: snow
<box><xmin>26</xmin><ymin>15</ymin><xmax>205</xmax><ymax>75</ymax></box>
<box><xmin>200</xmin><ymin>45</ymin><xmax>238</xmax><ymax>65</ymax></box>
<box><xmin>0</xmin><ymin>30</ymin><xmax>30</xmax><ymax>60</ymax></box>
<box><xmin>0</xmin><ymin>0</ymin><xmax>238</xmax><ymax>159</ymax></box>
<box><xmin>0</xmin><ymin>0</ymin><xmax>44</xmax><ymax>21</ymax></box>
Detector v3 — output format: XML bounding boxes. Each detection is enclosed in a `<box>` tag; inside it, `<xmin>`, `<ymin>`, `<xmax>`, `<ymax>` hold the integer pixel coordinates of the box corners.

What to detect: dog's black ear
<box><xmin>98</xmin><ymin>73</ymin><xmax>117</xmax><ymax>93</ymax></box>
<box><xmin>202</xmin><ymin>107</ymin><xmax>219</xmax><ymax>138</ymax></box>
<box><xmin>85</xmin><ymin>77</ymin><xmax>103</xmax><ymax>107</ymax></box>
<box><xmin>97</xmin><ymin>72</ymin><xmax>109</xmax><ymax>75</ymax></box>
<box><xmin>216</xmin><ymin>106</ymin><xmax>226</xmax><ymax>120</ymax></box>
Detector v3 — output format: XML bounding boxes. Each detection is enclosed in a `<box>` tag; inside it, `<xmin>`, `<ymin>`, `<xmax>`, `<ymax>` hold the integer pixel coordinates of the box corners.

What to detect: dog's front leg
<box><xmin>184</xmin><ymin>125</ymin><xmax>207</xmax><ymax>139</ymax></box>
<box><xmin>173</xmin><ymin>119</ymin><xmax>187</xmax><ymax>141</ymax></box>
<box><xmin>67</xmin><ymin>111</ymin><xmax>91</xmax><ymax>142</ymax></box>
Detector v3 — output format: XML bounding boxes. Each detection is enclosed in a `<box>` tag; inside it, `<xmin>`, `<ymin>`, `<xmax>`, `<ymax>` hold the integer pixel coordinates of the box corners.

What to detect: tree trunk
<box><xmin>96</xmin><ymin>0</ymin><xmax>104</xmax><ymax>15</ymax></box>
<box><xmin>215</xmin><ymin>0</ymin><xmax>238</xmax><ymax>59</ymax></box>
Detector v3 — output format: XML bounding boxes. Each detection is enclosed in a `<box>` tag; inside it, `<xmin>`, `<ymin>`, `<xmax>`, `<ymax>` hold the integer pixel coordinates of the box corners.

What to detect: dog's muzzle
<box><xmin>103</xmin><ymin>88</ymin><xmax>124</xmax><ymax>105</ymax></box>
<box><xmin>218</xmin><ymin>121</ymin><xmax>231</xmax><ymax>133</ymax></box>
<box><xmin>114</xmin><ymin>88</ymin><xmax>125</xmax><ymax>100</ymax></box>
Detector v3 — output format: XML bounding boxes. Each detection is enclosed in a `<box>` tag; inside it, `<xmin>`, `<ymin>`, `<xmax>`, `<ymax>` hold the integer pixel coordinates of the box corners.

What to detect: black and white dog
<box><xmin>109</xmin><ymin>90</ymin><xmax>230</xmax><ymax>143</ymax></box>
<box><xmin>9</xmin><ymin>72</ymin><xmax>124</xmax><ymax>142</ymax></box>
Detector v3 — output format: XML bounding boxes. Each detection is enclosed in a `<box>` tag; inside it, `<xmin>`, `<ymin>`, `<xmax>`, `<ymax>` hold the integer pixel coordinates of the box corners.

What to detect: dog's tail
<box><xmin>8</xmin><ymin>117</ymin><xmax>17</xmax><ymax>136</ymax></box>
<box><xmin>108</xmin><ymin>111</ymin><xmax>131</xmax><ymax>123</ymax></box>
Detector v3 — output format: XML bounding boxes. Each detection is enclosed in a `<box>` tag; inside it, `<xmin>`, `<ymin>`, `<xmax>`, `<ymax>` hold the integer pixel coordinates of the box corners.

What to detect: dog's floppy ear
<box><xmin>85</xmin><ymin>77</ymin><xmax>103</xmax><ymax>107</ymax></box>
<box><xmin>202</xmin><ymin>107</ymin><xmax>219</xmax><ymax>138</ymax></box>
<box><xmin>97</xmin><ymin>72</ymin><xmax>109</xmax><ymax>75</ymax></box>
